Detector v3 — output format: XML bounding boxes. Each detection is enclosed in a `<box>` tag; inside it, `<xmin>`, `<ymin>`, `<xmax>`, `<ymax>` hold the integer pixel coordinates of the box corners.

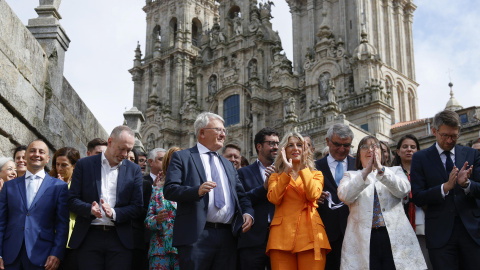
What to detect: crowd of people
<box><xmin>0</xmin><ymin>109</ymin><xmax>479</xmax><ymax>270</ymax></box>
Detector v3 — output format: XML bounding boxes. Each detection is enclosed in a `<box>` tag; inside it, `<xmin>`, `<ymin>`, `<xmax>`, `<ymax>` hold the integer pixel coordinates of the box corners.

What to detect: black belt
<box><xmin>372</xmin><ymin>226</ymin><xmax>387</xmax><ymax>231</ymax></box>
<box><xmin>205</xmin><ymin>222</ymin><xmax>230</xmax><ymax>229</ymax></box>
<box><xmin>91</xmin><ymin>225</ymin><xmax>115</xmax><ymax>231</ymax></box>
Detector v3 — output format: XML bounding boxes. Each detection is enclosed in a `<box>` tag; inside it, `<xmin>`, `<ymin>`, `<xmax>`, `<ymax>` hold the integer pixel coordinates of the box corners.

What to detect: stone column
<box><xmin>404</xmin><ymin>5</ymin><xmax>416</xmax><ymax>80</ymax></box>
<box><xmin>386</xmin><ymin>0</ymin><xmax>397</xmax><ymax>68</ymax></box>
<box><xmin>394</xmin><ymin>1</ymin><xmax>406</xmax><ymax>74</ymax></box>
<box><xmin>27</xmin><ymin>1</ymin><xmax>70</xmax><ymax>98</ymax></box>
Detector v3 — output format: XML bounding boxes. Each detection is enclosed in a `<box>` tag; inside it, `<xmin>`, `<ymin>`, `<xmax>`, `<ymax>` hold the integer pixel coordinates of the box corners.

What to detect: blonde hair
<box><xmin>274</xmin><ymin>132</ymin><xmax>316</xmax><ymax>173</ymax></box>
<box><xmin>159</xmin><ymin>147</ymin><xmax>182</xmax><ymax>187</ymax></box>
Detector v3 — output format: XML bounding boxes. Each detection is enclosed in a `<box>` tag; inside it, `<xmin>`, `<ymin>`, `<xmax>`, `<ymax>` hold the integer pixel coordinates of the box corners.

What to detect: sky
<box><xmin>6</xmin><ymin>0</ymin><xmax>480</xmax><ymax>134</ymax></box>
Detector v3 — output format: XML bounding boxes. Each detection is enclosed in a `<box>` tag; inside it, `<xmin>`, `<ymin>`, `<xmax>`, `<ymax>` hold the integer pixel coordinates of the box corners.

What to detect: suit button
<box><xmin>27</xmin><ymin>213</ymin><xmax>30</xmax><ymax>216</ymax></box>
<box><xmin>382</xmin><ymin>208</ymin><xmax>385</xmax><ymax>212</ymax></box>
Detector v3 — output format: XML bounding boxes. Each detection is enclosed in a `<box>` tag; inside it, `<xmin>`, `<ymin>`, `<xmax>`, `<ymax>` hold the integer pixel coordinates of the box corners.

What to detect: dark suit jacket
<box><xmin>68</xmin><ymin>154</ymin><xmax>144</xmax><ymax>249</ymax></box>
<box><xmin>411</xmin><ymin>143</ymin><xmax>480</xmax><ymax>249</ymax></box>
<box><xmin>237</xmin><ymin>162</ymin><xmax>275</xmax><ymax>248</ymax></box>
<box><xmin>315</xmin><ymin>155</ymin><xmax>356</xmax><ymax>242</ymax></box>
<box><xmin>163</xmin><ymin>146</ymin><xmax>254</xmax><ymax>247</ymax></box>
<box><xmin>132</xmin><ymin>175</ymin><xmax>153</xmax><ymax>249</ymax></box>
<box><xmin>0</xmin><ymin>174</ymin><xmax>69</xmax><ymax>266</ymax></box>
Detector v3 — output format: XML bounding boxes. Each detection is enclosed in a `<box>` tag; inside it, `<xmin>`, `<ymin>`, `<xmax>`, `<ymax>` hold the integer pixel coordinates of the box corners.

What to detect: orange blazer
<box><xmin>266</xmin><ymin>168</ymin><xmax>331</xmax><ymax>260</ymax></box>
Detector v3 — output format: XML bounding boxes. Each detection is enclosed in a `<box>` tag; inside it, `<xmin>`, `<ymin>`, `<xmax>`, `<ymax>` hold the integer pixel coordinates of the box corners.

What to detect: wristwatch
<box><xmin>461</xmin><ymin>179</ymin><xmax>470</xmax><ymax>189</ymax></box>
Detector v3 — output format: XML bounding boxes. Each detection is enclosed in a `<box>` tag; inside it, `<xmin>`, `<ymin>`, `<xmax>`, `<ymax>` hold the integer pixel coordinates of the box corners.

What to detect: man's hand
<box><xmin>156</xmin><ymin>209</ymin><xmax>168</xmax><ymax>224</ymax></box>
<box><xmin>91</xmin><ymin>201</ymin><xmax>102</xmax><ymax>218</ymax></box>
<box><xmin>242</xmin><ymin>214</ymin><xmax>253</xmax><ymax>233</ymax></box>
<box><xmin>317</xmin><ymin>191</ymin><xmax>329</xmax><ymax>205</ymax></box>
<box><xmin>100</xmin><ymin>199</ymin><xmax>113</xmax><ymax>219</ymax></box>
<box><xmin>44</xmin><ymin>255</ymin><xmax>60</xmax><ymax>270</ymax></box>
<box><xmin>457</xmin><ymin>162</ymin><xmax>473</xmax><ymax>187</ymax></box>
<box><xmin>0</xmin><ymin>257</ymin><xmax>4</xmax><ymax>270</ymax></box>
<box><xmin>443</xmin><ymin>166</ymin><xmax>459</xmax><ymax>193</ymax></box>
<box><xmin>198</xmin><ymin>181</ymin><xmax>216</xmax><ymax>196</ymax></box>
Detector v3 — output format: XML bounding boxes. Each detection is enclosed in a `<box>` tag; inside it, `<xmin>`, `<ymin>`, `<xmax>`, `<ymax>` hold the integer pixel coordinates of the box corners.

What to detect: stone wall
<box><xmin>0</xmin><ymin>0</ymin><xmax>107</xmax><ymax>157</ymax></box>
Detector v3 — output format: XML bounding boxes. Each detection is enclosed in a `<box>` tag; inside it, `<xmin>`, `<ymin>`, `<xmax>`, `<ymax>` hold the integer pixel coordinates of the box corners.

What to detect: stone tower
<box><xmin>131</xmin><ymin>0</ymin><xmax>299</xmax><ymax>157</ymax></box>
<box><xmin>286</xmin><ymin>0</ymin><xmax>418</xmax><ymax>139</ymax></box>
<box><xmin>129</xmin><ymin>0</ymin><xmax>420</xmax><ymax>158</ymax></box>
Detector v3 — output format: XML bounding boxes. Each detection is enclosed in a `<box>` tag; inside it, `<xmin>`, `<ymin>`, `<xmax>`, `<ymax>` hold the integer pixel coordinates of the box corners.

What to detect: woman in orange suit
<box><xmin>267</xmin><ymin>132</ymin><xmax>331</xmax><ymax>270</ymax></box>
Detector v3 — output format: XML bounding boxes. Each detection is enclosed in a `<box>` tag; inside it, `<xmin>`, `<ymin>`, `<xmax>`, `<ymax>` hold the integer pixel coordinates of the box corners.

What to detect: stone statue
<box><xmin>249</xmin><ymin>61</ymin><xmax>258</xmax><ymax>78</ymax></box>
<box><xmin>208</xmin><ymin>76</ymin><xmax>217</xmax><ymax>95</ymax></box>
<box><xmin>147</xmin><ymin>133</ymin><xmax>155</xmax><ymax>152</ymax></box>
<box><xmin>318</xmin><ymin>72</ymin><xmax>330</xmax><ymax>100</ymax></box>
<box><xmin>286</xmin><ymin>96</ymin><xmax>296</xmax><ymax>116</ymax></box>
<box><xmin>234</xmin><ymin>13</ymin><xmax>243</xmax><ymax>35</ymax></box>
<box><xmin>327</xmin><ymin>81</ymin><xmax>336</xmax><ymax>104</ymax></box>
<box><xmin>218</xmin><ymin>31</ymin><xmax>226</xmax><ymax>43</ymax></box>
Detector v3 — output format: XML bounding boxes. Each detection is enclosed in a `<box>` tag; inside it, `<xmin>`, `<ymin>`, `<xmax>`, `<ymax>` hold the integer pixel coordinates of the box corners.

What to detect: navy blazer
<box><xmin>163</xmin><ymin>146</ymin><xmax>254</xmax><ymax>247</ymax></box>
<box><xmin>0</xmin><ymin>174</ymin><xmax>69</xmax><ymax>266</ymax></box>
<box><xmin>315</xmin><ymin>155</ymin><xmax>356</xmax><ymax>242</ymax></box>
<box><xmin>237</xmin><ymin>161</ymin><xmax>275</xmax><ymax>248</ymax></box>
<box><xmin>68</xmin><ymin>154</ymin><xmax>144</xmax><ymax>249</ymax></box>
<box><xmin>411</xmin><ymin>143</ymin><xmax>480</xmax><ymax>249</ymax></box>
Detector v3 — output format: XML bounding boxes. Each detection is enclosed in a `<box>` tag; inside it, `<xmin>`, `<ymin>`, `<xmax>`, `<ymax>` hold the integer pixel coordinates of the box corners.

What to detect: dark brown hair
<box><xmin>49</xmin><ymin>147</ymin><xmax>81</xmax><ymax>179</ymax></box>
<box><xmin>355</xmin><ymin>136</ymin><xmax>385</xmax><ymax>170</ymax></box>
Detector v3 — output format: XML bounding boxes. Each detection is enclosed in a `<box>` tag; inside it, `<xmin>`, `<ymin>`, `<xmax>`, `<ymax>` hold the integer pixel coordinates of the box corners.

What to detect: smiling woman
<box><xmin>266</xmin><ymin>132</ymin><xmax>331</xmax><ymax>270</ymax></box>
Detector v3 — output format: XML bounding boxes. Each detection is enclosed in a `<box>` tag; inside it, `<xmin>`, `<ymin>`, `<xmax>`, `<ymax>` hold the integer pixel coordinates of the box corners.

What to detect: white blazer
<box><xmin>337</xmin><ymin>166</ymin><xmax>427</xmax><ymax>270</ymax></box>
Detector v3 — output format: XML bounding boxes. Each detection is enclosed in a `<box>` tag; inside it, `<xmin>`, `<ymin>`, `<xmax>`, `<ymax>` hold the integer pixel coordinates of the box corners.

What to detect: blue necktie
<box><xmin>335</xmin><ymin>160</ymin><xmax>344</xmax><ymax>186</ymax></box>
<box><xmin>208</xmin><ymin>152</ymin><xmax>225</xmax><ymax>209</ymax></box>
<box><xmin>444</xmin><ymin>151</ymin><xmax>454</xmax><ymax>175</ymax></box>
<box><xmin>27</xmin><ymin>175</ymin><xmax>37</xmax><ymax>208</ymax></box>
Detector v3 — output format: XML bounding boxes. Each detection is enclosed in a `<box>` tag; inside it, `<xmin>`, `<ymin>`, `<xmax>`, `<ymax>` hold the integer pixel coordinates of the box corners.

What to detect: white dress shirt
<box><xmin>197</xmin><ymin>143</ymin><xmax>235</xmax><ymax>224</ymax></box>
<box><xmin>150</xmin><ymin>172</ymin><xmax>157</xmax><ymax>183</ymax></box>
<box><xmin>91</xmin><ymin>152</ymin><xmax>120</xmax><ymax>226</ymax></box>
<box><xmin>24</xmin><ymin>170</ymin><xmax>46</xmax><ymax>202</ymax></box>
<box><xmin>327</xmin><ymin>154</ymin><xmax>347</xmax><ymax>180</ymax></box>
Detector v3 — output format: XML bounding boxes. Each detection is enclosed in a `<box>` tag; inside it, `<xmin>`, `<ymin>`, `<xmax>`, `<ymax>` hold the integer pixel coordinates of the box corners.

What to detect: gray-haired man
<box><xmin>315</xmin><ymin>123</ymin><xmax>356</xmax><ymax>270</ymax></box>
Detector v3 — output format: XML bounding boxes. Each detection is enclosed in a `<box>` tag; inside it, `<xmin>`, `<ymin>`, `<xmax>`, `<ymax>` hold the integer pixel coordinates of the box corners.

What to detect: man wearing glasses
<box><xmin>411</xmin><ymin>110</ymin><xmax>480</xmax><ymax>269</ymax></box>
<box><xmin>315</xmin><ymin>123</ymin><xmax>356</xmax><ymax>270</ymax></box>
<box><xmin>237</xmin><ymin>127</ymin><xmax>279</xmax><ymax>270</ymax></box>
<box><xmin>164</xmin><ymin>112</ymin><xmax>254</xmax><ymax>270</ymax></box>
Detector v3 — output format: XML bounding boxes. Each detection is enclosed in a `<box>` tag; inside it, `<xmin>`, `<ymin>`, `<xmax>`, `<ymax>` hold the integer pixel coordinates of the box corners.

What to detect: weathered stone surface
<box><xmin>0</xmin><ymin>1</ymin><xmax>107</xmax><ymax>158</ymax></box>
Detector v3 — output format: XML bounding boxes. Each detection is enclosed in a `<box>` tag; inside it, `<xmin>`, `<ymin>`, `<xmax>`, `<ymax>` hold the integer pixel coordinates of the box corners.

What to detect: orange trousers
<box><xmin>270</xmin><ymin>249</ymin><xmax>326</xmax><ymax>270</ymax></box>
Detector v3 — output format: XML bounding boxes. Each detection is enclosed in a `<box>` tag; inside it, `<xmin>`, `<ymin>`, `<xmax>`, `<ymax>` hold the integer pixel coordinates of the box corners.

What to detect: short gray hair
<box><xmin>301</xmin><ymin>134</ymin><xmax>314</xmax><ymax>148</ymax></box>
<box><xmin>433</xmin><ymin>110</ymin><xmax>461</xmax><ymax>130</ymax></box>
<box><xmin>194</xmin><ymin>112</ymin><xmax>225</xmax><ymax>137</ymax></box>
<box><xmin>148</xmin><ymin>148</ymin><xmax>167</xmax><ymax>160</ymax></box>
<box><xmin>110</xmin><ymin>125</ymin><xmax>135</xmax><ymax>139</ymax></box>
<box><xmin>0</xmin><ymin>157</ymin><xmax>13</xmax><ymax>170</ymax></box>
<box><xmin>326</xmin><ymin>123</ymin><xmax>354</xmax><ymax>140</ymax></box>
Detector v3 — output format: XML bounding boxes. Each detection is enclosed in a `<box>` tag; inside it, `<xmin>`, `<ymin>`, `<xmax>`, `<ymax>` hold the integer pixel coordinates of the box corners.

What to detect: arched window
<box><xmin>152</xmin><ymin>25</ymin><xmax>161</xmax><ymax>50</ymax></box>
<box><xmin>224</xmin><ymin>95</ymin><xmax>240</xmax><ymax>126</ymax></box>
<box><xmin>192</xmin><ymin>18</ymin><xmax>202</xmax><ymax>47</ymax></box>
<box><xmin>169</xmin><ymin>18</ymin><xmax>178</xmax><ymax>47</ymax></box>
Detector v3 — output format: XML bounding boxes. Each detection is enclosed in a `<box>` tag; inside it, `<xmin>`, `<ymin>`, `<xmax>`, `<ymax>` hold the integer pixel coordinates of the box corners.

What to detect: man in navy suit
<box><xmin>315</xmin><ymin>124</ymin><xmax>355</xmax><ymax>270</ymax></box>
<box><xmin>68</xmin><ymin>126</ymin><xmax>143</xmax><ymax>270</ymax></box>
<box><xmin>0</xmin><ymin>139</ymin><xmax>69</xmax><ymax>270</ymax></box>
<box><xmin>237</xmin><ymin>127</ymin><xmax>279</xmax><ymax>270</ymax></box>
<box><xmin>164</xmin><ymin>112</ymin><xmax>254</xmax><ymax>270</ymax></box>
<box><xmin>411</xmin><ymin>110</ymin><xmax>480</xmax><ymax>270</ymax></box>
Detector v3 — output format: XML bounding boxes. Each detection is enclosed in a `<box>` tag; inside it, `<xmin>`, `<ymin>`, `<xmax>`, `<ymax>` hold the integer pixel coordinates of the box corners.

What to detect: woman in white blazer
<box><xmin>337</xmin><ymin>135</ymin><xmax>426</xmax><ymax>270</ymax></box>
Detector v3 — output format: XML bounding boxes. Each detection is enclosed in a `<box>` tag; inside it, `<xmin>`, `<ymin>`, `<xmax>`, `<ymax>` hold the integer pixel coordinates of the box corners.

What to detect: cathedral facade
<box><xmin>128</xmin><ymin>0</ymin><xmax>418</xmax><ymax>159</ymax></box>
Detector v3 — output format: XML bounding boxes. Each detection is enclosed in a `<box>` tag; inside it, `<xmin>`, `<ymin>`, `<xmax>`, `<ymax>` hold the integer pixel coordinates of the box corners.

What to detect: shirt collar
<box><xmin>25</xmin><ymin>169</ymin><xmax>46</xmax><ymax>180</ymax></box>
<box><xmin>101</xmin><ymin>151</ymin><xmax>122</xmax><ymax>170</ymax></box>
<box><xmin>435</xmin><ymin>142</ymin><xmax>455</xmax><ymax>156</ymax></box>
<box><xmin>197</xmin><ymin>142</ymin><xmax>216</xmax><ymax>155</ymax></box>
<box><xmin>150</xmin><ymin>172</ymin><xmax>157</xmax><ymax>181</ymax></box>
<box><xmin>327</xmin><ymin>153</ymin><xmax>346</xmax><ymax>164</ymax></box>
<box><xmin>257</xmin><ymin>159</ymin><xmax>266</xmax><ymax>170</ymax></box>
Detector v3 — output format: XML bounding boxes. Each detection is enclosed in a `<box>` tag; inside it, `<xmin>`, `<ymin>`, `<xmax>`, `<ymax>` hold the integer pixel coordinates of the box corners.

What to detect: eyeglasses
<box><xmin>438</xmin><ymin>133</ymin><xmax>459</xmax><ymax>140</ymax></box>
<box><xmin>263</xmin><ymin>141</ymin><xmax>280</xmax><ymax>147</ymax></box>
<box><xmin>360</xmin><ymin>144</ymin><xmax>380</xmax><ymax>151</ymax></box>
<box><xmin>204</xmin><ymin>127</ymin><xmax>228</xmax><ymax>135</ymax></box>
<box><xmin>331</xmin><ymin>141</ymin><xmax>352</xmax><ymax>148</ymax></box>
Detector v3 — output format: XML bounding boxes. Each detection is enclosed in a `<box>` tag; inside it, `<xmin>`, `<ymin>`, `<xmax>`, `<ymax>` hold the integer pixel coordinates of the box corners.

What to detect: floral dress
<box><xmin>145</xmin><ymin>186</ymin><xmax>178</xmax><ymax>270</ymax></box>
